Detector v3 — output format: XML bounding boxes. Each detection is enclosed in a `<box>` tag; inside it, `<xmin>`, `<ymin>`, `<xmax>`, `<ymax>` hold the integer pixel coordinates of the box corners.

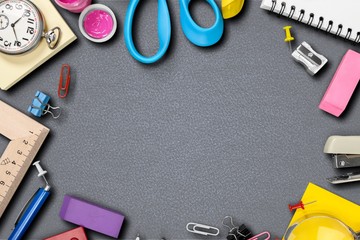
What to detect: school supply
<box><xmin>319</xmin><ymin>50</ymin><xmax>360</xmax><ymax>117</ymax></box>
<box><xmin>124</xmin><ymin>0</ymin><xmax>171</xmax><ymax>64</ymax></box>
<box><xmin>9</xmin><ymin>161</ymin><xmax>51</xmax><ymax>240</ymax></box>
<box><xmin>180</xmin><ymin>0</ymin><xmax>224</xmax><ymax>47</ymax></box>
<box><xmin>28</xmin><ymin>91</ymin><xmax>61</xmax><ymax>118</ymax></box>
<box><xmin>260</xmin><ymin>0</ymin><xmax>360</xmax><ymax>43</ymax></box>
<box><xmin>327</xmin><ymin>172</ymin><xmax>360</xmax><ymax>184</ymax></box>
<box><xmin>54</xmin><ymin>0</ymin><xmax>91</xmax><ymax>13</ymax></box>
<box><xmin>0</xmin><ymin>0</ymin><xmax>77</xmax><ymax>90</ymax></box>
<box><xmin>79</xmin><ymin>4</ymin><xmax>117</xmax><ymax>43</ymax></box>
<box><xmin>221</xmin><ymin>0</ymin><xmax>245</xmax><ymax>19</ymax></box>
<box><xmin>283</xmin><ymin>26</ymin><xmax>294</xmax><ymax>51</ymax></box>
<box><xmin>58</xmin><ymin>64</ymin><xmax>71</xmax><ymax>98</ymax></box>
<box><xmin>248</xmin><ymin>232</ymin><xmax>270</xmax><ymax>240</ymax></box>
<box><xmin>223</xmin><ymin>216</ymin><xmax>252</xmax><ymax>240</ymax></box>
<box><xmin>186</xmin><ymin>223</ymin><xmax>220</xmax><ymax>236</ymax></box>
<box><xmin>291</xmin><ymin>41</ymin><xmax>327</xmax><ymax>75</ymax></box>
<box><xmin>44</xmin><ymin>227</ymin><xmax>88</xmax><ymax>240</ymax></box>
<box><xmin>60</xmin><ymin>195</ymin><xmax>125</xmax><ymax>238</ymax></box>
<box><xmin>324</xmin><ymin>136</ymin><xmax>360</xmax><ymax>168</ymax></box>
<box><xmin>124</xmin><ymin>0</ymin><xmax>224</xmax><ymax>64</ymax></box>
<box><xmin>288</xmin><ymin>200</ymin><xmax>316</xmax><ymax>212</ymax></box>
<box><xmin>285</xmin><ymin>183</ymin><xmax>360</xmax><ymax>238</ymax></box>
<box><xmin>0</xmin><ymin>101</ymin><xmax>49</xmax><ymax>219</ymax></box>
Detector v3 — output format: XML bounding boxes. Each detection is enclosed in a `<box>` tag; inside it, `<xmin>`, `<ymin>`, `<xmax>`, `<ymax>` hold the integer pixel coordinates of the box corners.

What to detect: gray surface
<box><xmin>1</xmin><ymin>0</ymin><xmax>360</xmax><ymax>239</ymax></box>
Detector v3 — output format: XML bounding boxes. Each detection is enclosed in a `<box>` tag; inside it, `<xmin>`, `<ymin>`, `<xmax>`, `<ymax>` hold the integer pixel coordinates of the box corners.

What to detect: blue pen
<box><xmin>9</xmin><ymin>161</ymin><xmax>51</xmax><ymax>240</ymax></box>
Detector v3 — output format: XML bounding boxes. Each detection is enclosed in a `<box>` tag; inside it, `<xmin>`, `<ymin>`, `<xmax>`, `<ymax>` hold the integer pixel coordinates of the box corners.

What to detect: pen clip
<box><xmin>13</xmin><ymin>188</ymin><xmax>41</xmax><ymax>228</ymax></box>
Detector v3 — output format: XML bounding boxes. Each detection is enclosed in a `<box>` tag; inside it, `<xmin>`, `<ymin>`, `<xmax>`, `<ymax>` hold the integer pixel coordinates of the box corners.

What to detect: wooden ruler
<box><xmin>0</xmin><ymin>100</ymin><xmax>49</xmax><ymax>218</ymax></box>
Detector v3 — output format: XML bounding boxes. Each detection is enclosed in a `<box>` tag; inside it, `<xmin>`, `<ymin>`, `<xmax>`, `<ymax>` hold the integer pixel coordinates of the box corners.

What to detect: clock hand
<box><xmin>10</xmin><ymin>16</ymin><xmax>23</xmax><ymax>41</ymax></box>
<box><xmin>11</xmin><ymin>25</ymin><xmax>18</xmax><ymax>41</ymax></box>
<box><xmin>12</xmin><ymin>16</ymin><xmax>23</xmax><ymax>26</ymax></box>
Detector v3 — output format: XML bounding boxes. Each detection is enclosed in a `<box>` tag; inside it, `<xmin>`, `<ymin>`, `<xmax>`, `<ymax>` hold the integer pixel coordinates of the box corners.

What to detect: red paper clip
<box><xmin>58</xmin><ymin>64</ymin><xmax>71</xmax><ymax>98</ymax></box>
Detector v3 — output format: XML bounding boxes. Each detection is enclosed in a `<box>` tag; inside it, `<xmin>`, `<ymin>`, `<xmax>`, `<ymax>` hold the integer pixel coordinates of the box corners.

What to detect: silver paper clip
<box><xmin>186</xmin><ymin>222</ymin><xmax>220</xmax><ymax>236</ymax></box>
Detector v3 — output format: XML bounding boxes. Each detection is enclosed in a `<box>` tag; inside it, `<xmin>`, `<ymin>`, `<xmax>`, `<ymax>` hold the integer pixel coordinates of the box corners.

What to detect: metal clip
<box><xmin>186</xmin><ymin>222</ymin><xmax>220</xmax><ymax>236</ymax></box>
<box><xmin>58</xmin><ymin>64</ymin><xmax>71</xmax><ymax>98</ymax></box>
<box><xmin>44</xmin><ymin>27</ymin><xmax>61</xmax><ymax>50</ymax></box>
<box><xmin>223</xmin><ymin>216</ymin><xmax>237</xmax><ymax>232</ymax></box>
<box><xmin>223</xmin><ymin>216</ymin><xmax>252</xmax><ymax>240</ymax></box>
<box><xmin>28</xmin><ymin>91</ymin><xmax>61</xmax><ymax>119</ymax></box>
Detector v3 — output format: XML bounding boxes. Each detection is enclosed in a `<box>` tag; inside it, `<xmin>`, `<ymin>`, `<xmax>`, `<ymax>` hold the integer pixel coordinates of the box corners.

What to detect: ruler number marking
<box><xmin>0</xmin><ymin>113</ymin><xmax>49</xmax><ymax>218</ymax></box>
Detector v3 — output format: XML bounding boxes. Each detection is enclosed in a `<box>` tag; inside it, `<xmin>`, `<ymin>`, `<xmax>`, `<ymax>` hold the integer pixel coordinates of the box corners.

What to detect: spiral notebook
<box><xmin>260</xmin><ymin>0</ymin><xmax>360</xmax><ymax>43</ymax></box>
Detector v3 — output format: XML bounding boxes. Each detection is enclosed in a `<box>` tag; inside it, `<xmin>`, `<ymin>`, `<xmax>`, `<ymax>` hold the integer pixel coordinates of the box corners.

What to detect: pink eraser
<box><xmin>59</xmin><ymin>195</ymin><xmax>125</xmax><ymax>238</ymax></box>
<box><xmin>44</xmin><ymin>227</ymin><xmax>87</xmax><ymax>240</ymax></box>
<box><xmin>319</xmin><ymin>49</ymin><xmax>360</xmax><ymax>117</ymax></box>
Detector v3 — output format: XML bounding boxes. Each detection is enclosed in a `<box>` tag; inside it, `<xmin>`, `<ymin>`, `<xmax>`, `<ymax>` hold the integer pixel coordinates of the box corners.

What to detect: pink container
<box><xmin>54</xmin><ymin>0</ymin><xmax>92</xmax><ymax>13</ymax></box>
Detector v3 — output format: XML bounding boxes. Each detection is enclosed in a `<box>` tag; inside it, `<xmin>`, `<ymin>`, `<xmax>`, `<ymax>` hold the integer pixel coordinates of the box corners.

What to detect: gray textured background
<box><xmin>1</xmin><ymin>0</ymin><xmax>360</xmax><ymax>239</ymax></box>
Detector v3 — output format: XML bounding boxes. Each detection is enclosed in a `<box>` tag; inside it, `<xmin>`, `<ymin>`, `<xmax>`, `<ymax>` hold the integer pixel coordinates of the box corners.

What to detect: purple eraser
<box><xmin>59</xmin><ymin>195</ymin><xmax>125</xmax><ymax>238</ymax></box>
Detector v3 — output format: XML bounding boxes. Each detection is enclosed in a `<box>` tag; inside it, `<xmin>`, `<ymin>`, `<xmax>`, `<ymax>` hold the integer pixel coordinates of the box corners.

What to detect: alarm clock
<box><xmin>0</xmin><ymin>0</ymin><xmax>61</xmax><ymax>55</ymax></box>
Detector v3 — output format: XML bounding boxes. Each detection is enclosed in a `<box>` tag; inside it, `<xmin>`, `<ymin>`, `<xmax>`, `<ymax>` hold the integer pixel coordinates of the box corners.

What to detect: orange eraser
<box><xmin>44</xmin><ymin>227</ymin><xmax>87</xmax><ymax>240</ymax></box>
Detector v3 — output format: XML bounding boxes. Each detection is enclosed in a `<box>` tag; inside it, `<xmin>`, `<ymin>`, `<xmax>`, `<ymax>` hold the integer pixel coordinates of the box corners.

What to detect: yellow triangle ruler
<box><xmin>0</xmin><ymin>100</ymin><xmax>49</xmax><ymax>218</ymax></box>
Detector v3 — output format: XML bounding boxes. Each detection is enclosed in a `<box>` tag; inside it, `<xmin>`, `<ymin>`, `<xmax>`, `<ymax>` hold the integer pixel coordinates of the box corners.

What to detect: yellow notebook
<box><xmin>0</xmin><ymin>0</ymin><xmax>77</xmax><ymax>90</ymax></box>
<box><xmin>284</xmin><ymin>183</ymin><xmax>360</xmax><ymax>239</ymax></box>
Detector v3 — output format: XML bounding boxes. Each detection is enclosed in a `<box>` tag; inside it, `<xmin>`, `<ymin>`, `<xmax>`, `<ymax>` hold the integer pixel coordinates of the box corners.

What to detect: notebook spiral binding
<box><xmin>270</xmin><ymin>0</ymin><xmax>360</xmax><ymax>43</ymax></box>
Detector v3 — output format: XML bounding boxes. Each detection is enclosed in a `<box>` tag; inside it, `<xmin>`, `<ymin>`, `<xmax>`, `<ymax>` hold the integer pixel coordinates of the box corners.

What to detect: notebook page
<box><xmin>260</xmin><ymin>0</ymin><xmax>360</xmax><ymax>42</ymax></box>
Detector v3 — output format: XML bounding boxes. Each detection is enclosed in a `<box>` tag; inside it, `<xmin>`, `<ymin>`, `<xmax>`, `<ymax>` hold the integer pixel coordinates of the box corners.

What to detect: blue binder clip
<box><xmin>28</xmin><ymin>91</ymin><xmax>61</xmax><ymax>118</ymax></box>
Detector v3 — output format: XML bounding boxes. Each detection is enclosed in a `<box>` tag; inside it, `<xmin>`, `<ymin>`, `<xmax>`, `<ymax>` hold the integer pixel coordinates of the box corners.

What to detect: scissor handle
<box><xmin>179</xmin><ymin>0</ymin><xmax>224</xmax><ymax>47</ymax></box>
<box><xmin>124</xmin><ymin>0</ymin><xmax>171</xmax><ymax>64</ymax></box>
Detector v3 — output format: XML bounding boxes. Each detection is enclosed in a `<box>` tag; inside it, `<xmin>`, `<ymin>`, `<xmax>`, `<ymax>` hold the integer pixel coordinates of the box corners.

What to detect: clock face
<box><xmin>0</xmin><ymin>0</ymin><xmax>43</xmax><ymax>54</ymax></box>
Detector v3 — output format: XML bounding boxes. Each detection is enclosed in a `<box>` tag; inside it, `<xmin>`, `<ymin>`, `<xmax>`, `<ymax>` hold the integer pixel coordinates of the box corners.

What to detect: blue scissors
<box><xmin>179</xmin><ymin>0</ymin><xmax>224</xmax><ymax>47</ymax></box>
<box><xmin>124</xmin><ymin>0</ymin><xmax>224</xmax><ymax>64</ymax></box>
